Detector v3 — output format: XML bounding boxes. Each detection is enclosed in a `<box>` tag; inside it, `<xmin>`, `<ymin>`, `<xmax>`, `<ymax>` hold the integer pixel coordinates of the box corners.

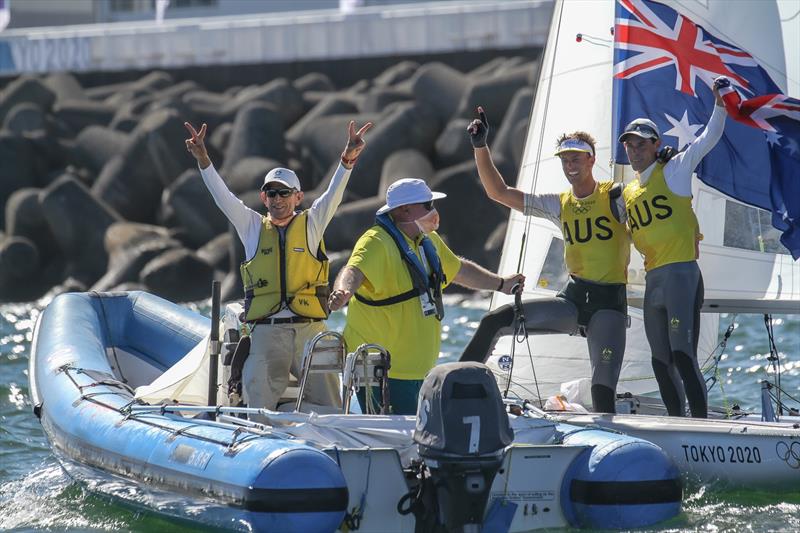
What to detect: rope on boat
<box><xmin>702</xmin><ymin>314</ymin><xmax>737</xmax><ymax>416</ymax></box>
<box><xmin>57</xmin><ymin>364</ymin><xmax>290</xmax><ymax>452</ymax></box>
<box><xmin>764</xmin><ymin>313</ymin><xmax>784</xmax><ymax>414</ymax></box>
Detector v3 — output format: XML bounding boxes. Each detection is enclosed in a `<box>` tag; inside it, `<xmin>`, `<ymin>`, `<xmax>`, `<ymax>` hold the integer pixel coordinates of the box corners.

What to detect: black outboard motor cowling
<box><xmin>413</xmin><ymin>362</ymin><xmax>513</xmax><ymax>532</ymax></box>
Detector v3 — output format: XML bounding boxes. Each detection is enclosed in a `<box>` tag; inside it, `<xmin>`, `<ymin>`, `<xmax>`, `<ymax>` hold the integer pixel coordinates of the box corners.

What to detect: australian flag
<box><xmin>612</xmin><ymin>0</ymin><xmax>800</xmax><ymax>259</ymax></box>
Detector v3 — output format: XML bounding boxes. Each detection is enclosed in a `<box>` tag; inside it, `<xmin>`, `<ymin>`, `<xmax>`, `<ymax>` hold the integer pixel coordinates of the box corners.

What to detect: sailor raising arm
<box><xmin>185</xmin><ymin>119</ymin><xmax>372</xmax><ymax>418</ymax></box>
<box><xmin>619</xmin><ymin>77</ymin><xmax>728</xmax><ymax>419</ymax></box>
<box><xmin>460</xmin><ymin>107</ymin><xmax>631</xmax><ymax>414</ymax></box>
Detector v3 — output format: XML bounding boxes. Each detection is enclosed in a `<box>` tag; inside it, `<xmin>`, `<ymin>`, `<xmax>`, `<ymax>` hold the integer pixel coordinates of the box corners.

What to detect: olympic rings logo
<box><xmin>775</xmin><ymin>441</ymin><xmax>800</xmax><ymax>469</ymax></box>
<box><xmin>572</xmin><ymin>204</ymin><xmax>591</xmax><ymax>215</ymax></box>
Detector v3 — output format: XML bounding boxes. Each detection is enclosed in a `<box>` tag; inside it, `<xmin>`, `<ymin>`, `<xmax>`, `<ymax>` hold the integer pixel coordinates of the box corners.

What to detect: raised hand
<box><xmin>184</xmin><ymin>122</ymin><xmax>211</xmax><ymax>168</ymax></box>
<box><xmin>656</xmin><ymin>145</ymin><xmax>677</xmax><ymax>164</ymax></box>
<box><xmin>467</xmin><ymin>106</ymin><xmax>489</xmax><ymax>148</ymax></box>
<box><xmin>712</xmin><ymin>76</ymin><xmax>729</xmax><ymax>106</ymax></box>
<box><xmin>341</xmin><ymin>121</ymin><xmax>373</xmax><ymax>168</ymax></box>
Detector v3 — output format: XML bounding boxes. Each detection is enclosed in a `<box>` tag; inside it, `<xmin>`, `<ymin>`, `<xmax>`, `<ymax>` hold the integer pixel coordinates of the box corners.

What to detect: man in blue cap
<box><xmin>618</xmin><ymin>77</ymin><xmax>729</xmax><ymax>418</ymax></box>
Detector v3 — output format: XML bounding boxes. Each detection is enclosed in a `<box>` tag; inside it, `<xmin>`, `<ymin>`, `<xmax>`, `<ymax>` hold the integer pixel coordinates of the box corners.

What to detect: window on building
<box><xmin>172</xmin><ymin>0</ymin><xmax>218</xmax><ymax>8</ymax></box>
<box><xmin>110</xmin><ymin>0</ymin><xmax>139</xmax><ymax>12</ymax></box>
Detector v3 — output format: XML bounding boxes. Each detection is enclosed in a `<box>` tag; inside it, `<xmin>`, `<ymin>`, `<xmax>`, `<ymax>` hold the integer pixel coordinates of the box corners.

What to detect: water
<box><xmin>1</xmin><ymin>296</ymin><xmax>798</xmax><ymax>532</ymax></box>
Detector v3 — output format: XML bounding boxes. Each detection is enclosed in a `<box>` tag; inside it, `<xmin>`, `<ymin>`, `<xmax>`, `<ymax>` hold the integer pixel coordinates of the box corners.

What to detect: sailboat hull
<box><xmin>551</xmin><ymin>411</ymin><xmax>800</xmax><ymax>489</ymax></box>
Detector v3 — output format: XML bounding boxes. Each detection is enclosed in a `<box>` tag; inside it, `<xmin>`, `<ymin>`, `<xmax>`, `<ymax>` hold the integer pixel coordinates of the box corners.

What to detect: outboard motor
<box><xmin>412</xmin><ymin>362</ymin><xmax>513</xmax><ymax>532</ymax></box>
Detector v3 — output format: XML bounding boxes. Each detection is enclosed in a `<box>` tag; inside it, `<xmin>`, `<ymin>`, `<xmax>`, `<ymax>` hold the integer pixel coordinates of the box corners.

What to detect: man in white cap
<box><xmin>618</xmin><ymin>78</ymin><xmax>728</xmax><ymax>419</ymax></box>
<box><xmin>328</xmin><ymin>177</ymin><xmax>524</xmax><ymax>415</ymax></box>
<box><xmin>460</xmin><ymin>107</ymin><xmax>630</xmax><ymax>414</ymax></box>
<box><xmin>184</xmin><ymin>119</ymin><xmax>372</xmax><ymax>416</ymax></box>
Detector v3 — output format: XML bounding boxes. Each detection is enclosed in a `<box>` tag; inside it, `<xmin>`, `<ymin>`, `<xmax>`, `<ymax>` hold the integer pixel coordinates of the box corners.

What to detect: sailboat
<box><xmin>485</xmin><ymin>0</ymin><xmax>800</xmax><ymax>488</ymax></box>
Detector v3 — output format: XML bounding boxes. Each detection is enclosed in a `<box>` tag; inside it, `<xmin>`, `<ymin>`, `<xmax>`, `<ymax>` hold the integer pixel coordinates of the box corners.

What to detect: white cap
<box><xmin>554</xmin><ymin>138</ymin><xmax>595</xmax><ymax>156</ymax></box>
<box><xmin>262</xmin><ymin>168</ymin><xmax>301</xmax><ymax>192</ymax></box>
<box><xmin>376</xmin><ymin>178</ymin><xmax>447</xmax><ymax>215</ymax></box>
<box><xmin>619</xmin><ymin>118</ymin><xmax>661</xmax><ymax>142</ymax></box>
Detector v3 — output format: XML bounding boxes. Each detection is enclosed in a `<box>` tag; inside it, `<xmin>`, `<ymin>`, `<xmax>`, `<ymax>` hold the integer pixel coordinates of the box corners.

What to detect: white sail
<box><xmin>490</xmin><ymin>0</ymin><xmax>799</xmax><ymax>402</ymax></box>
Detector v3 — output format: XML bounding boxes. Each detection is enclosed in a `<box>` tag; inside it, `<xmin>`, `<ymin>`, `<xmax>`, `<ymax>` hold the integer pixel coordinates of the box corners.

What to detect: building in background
<box><xmin>0</xmin><ymin>0</ymin><xmax>552</xmax><ymax>78</ymax></box>
<box><xmin>5</xmin><ymin>0</ymin><xmax>528</xmax><ymax>29</ymax></box>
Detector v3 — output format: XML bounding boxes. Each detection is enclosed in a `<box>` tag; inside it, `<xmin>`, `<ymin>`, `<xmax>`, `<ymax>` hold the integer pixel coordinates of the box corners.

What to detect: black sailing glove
<box><xmin>656</xmin><ymin>145</ymin><xmax>677</xmax><ymax>164</ymax></box>
<box><xmin>467</xmin><ymin>106</ymin><xmax>489</xmax><ymax>148</ymax></box>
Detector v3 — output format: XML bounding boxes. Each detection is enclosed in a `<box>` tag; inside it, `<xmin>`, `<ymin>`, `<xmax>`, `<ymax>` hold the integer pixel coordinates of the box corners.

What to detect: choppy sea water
<box><xmin>1</xmin><ymin>295</ymin><xmax>798</xmax><ymax>532</ymax></box>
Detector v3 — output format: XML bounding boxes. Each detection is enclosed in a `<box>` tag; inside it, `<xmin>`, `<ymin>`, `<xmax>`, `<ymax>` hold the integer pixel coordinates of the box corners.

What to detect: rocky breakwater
<box><xmin>0</xmin><ymin>58</ymin><xmax>537</xmax><ymax>304</ymax></box>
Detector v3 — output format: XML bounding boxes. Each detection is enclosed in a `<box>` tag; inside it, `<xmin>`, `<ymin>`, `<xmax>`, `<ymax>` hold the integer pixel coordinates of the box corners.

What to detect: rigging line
<box><xmin>523</xmin><ymin>327</ymin><xmax>543</xmax><ymax>408</ymax></box>
<box><xmin>500</xmin><ymin>377</ymin><xmax>546</xmax><ymax>402</ymax></box>
<box><xmin>781</xmin><ymin>9</ymin><xmax>800</xmax><ymax>21</ymax></box>
<box><xmin>703</xmin><ymin>314</ymin><xmax>736</xmax><ymax>415</ymax></box>
<box><xmin>501</xmin><ymin>0</ymin><xmax>566</xmax><ymax>400</ymax></box>
<box><xmin>514</xmin><ymin>0</ymin><xmax>566</xmax><ymax>278</ymax></box>
<box><xmin>765</xmin><ymin>313</ymin><xmax>783</xmax><ymax>414</ymax></box>
<box><xmin>576</xmin><ymin>33</ymin><xmax>612</xmax><ymax>47</ymax></box>
<box><xmin>766</xmin><ymin>389</ymin><xmax>800</xmax><ymax>417</ymax></box>
<box><xmin>769</xmin><ymin>384</ymin><xmax>800</xmax><ymax>408</ymax></box>
<box><xmin>701</xmin><ymin>314</ymin><xmax>736</xmax><ymax>375</ymax></box>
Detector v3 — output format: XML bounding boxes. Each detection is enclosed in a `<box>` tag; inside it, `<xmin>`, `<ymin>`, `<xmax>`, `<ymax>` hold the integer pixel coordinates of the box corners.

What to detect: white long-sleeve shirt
<box><xmin>635</xmin><ymin>103</ymin><xmax>727</xmax><ymax>196</ymax></box>
<box><xmin>200</xmin><ymin>162</ymin><xmax>351</xmax><ymax>316</ymax></box>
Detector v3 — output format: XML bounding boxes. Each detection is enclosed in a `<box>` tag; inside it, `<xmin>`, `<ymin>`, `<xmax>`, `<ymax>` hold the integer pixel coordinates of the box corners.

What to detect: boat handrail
<box><xmin>295</xmin><ymin>330</ymin><xmax>348</xmax><ymax>412</ymax></box>
<box><xmin>342</xmin><ymin>343</ymin><xmax>391</xmax><ymax>415</ymax></box>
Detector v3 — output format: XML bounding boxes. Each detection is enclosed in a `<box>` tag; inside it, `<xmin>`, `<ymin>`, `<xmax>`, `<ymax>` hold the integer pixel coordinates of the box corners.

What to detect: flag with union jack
<box><xmin>612</xmin><ymin>0</ymin><xmax>800</xmax><ymax>259</ymax></box>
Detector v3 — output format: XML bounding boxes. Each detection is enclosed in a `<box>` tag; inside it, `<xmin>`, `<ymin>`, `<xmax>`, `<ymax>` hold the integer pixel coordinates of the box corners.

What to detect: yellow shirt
<box><xmin>624</xmin><ymin>163</ymin><xmax>699</xmax><ymax>271</ymax></box>
<box><xmin>559</xmin><ymin>181</ymin><xmax>630</xmax><ymax>284</ymax></box>
<box><xmin>343</xmin><ymin>226</ymin><xmax>462</xmax><ymax>380</ymax></box>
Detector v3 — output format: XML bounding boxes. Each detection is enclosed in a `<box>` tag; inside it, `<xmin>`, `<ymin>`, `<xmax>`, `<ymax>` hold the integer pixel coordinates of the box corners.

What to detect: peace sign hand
<box><xmin>341</xmin><ymin>121</ymin><xmax>373</xmax><ymax>169</ymax></box>
<box><xmin>467</xmin><ymin>106</ymin><xmax>489</xmax><ymax>148</ymax></box>
<box><xmin>184</xmin><ymin>122</ymin><xmax>211</xmax><ymax>168</ymax></box>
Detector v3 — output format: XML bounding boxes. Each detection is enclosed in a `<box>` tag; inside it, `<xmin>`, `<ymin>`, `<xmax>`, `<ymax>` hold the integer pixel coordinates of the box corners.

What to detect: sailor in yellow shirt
<box><xmin>460</xmin><ymin>107</ymin><xmax>630</xmax><ymax>414</ymax></box>
<box><xmin>329</xmin><ymin>178</ymin><xmax>524</xmax><ymax>415</ymax></box>
<box><xmin>619</xmin><ymin>77</ymin><xmax>728</xmax><ymax>419</ymax></box>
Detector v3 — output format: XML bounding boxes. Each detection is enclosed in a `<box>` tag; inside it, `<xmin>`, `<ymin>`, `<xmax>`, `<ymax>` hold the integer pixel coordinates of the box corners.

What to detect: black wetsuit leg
<box><xmin>669</xmin><ymin>269</ymin><xmax>706</xmax><ymax>418</ymax></box>
<box><xmin>585</xmin><ymin>309</ymin><xmax>627</xmax><ymax>413</ymax></box>
<box><xmin>643</xmin><ymin>272</ymin><xmax>686</xmax><ymax>416</ymax></box>
<box><xmin>460</xmin><ymin>297</ymin><xmax>579</xmax><ymax>363</ymax></box>
<box><xmin>460</xmin><ymin>304</ymin><xmax>516</xmax><ymax>362</ymax></box>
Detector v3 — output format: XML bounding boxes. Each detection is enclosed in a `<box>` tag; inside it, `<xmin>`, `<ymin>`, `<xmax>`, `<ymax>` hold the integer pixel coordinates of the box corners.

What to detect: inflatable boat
<box><xmin>29</xmin><ymin>291</ymin><xmax>682</xmax><ymax>532</ymax></box>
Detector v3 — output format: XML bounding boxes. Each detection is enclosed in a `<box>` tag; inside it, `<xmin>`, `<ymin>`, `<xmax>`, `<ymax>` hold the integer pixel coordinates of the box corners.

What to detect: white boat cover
<box><xmin>256</xmin><ymin>411</ymin><xmax>561</xmax><ymax>466</ymax></box>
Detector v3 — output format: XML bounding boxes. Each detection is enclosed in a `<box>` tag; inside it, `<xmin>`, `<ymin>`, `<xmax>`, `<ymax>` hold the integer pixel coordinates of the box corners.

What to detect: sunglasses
<box><xmin>422</xmin><ymin>201</ymin><xmax>434</xmax><ymax>211</ymax></box>
<box><xmin>264</xmin><ymin>188</ymin><xmax>295</xmax><ymax>198</ymax></box>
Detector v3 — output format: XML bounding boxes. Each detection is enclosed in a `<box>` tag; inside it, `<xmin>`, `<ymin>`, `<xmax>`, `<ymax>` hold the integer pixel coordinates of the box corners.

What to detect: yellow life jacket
<box><xmin>240</xmin><ymin>211</ymin><xmax>329</xmax><ymax>320</ymax></box>
<box><xmin>623</xmin><ymin>163</ymin><xmax>699</xmax><ymax>271</ymax></box>
<box><xmin>559</xmin><ymin>181</ymin><xmax>630</xmax><ymax>284</ymax></box>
